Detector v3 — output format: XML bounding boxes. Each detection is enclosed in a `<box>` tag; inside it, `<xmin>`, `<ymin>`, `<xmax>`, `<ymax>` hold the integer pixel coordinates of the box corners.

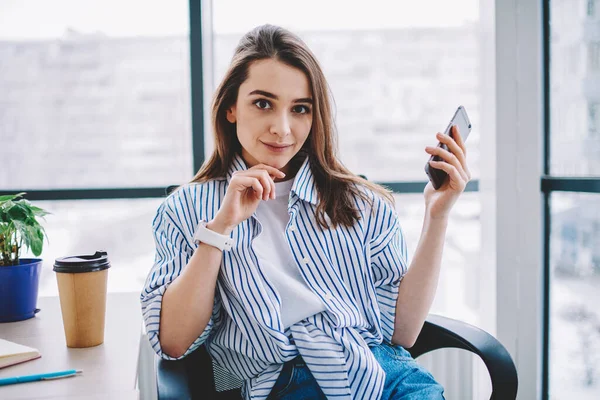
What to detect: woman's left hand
<box><xmin>423</xmin><ymin>125</ymin><xmax>471</xmax><ymax>219</ymax></box>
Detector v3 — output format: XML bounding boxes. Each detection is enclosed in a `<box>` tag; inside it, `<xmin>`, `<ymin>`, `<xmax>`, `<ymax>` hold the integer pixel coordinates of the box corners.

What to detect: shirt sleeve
<box><xmin>368</xmin><ymin>197</ymin><xmax>409</xmax><ymax>344</ymax></box>
<box><xmin>140</xmin><ymin>198</ymin><xmax>220</xmax><ymax>360</ymax></box>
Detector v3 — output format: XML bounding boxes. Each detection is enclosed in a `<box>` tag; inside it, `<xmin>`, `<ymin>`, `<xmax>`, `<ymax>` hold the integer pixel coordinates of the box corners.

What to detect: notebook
<box><xmin>0</xmin><ymin>338</ymin><xmax>41</xmax><ymax>369</ymax></box>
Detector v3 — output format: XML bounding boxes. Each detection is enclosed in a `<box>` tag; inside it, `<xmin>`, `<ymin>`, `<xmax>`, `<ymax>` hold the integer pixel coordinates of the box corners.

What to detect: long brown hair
<box><xmin>191</xmin><ymin>24</ymin><xmax>394</xmax><ymax>229</ymax></box>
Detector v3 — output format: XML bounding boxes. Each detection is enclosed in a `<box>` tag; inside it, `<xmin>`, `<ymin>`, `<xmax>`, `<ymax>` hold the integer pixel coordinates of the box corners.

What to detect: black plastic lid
<box><xmin>53</xmin><ymin>251</ymin><xmax>111</xmax><ymax>273</ymax></box>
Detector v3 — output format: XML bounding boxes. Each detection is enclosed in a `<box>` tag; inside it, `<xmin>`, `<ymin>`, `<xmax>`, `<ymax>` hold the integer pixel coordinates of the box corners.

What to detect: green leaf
<box><xmin>0</xmin><ymin>192</ymin><xmax>25</xmax><ymax>204</ymax></box>
<box><xmin>0</xmin><ymin>193</ymin><xmax>50</xmax><ymax>265</ymax></box>
<box><xmin>30</xmin><ymin>227</ymin><xmax>43</xmax><ymax>256</ymax></box>
<box><xmin>0</xmin><ymin>201</ymin><xmax>15</xmax><ymax>223</ymax></box>
<box><xmin>0</xmin><ymin>195</ymin><xmax>50</xmax><ymax>262</ymax></box>
<box><xmin>30</xmin><ymin>206</ymin><xmax>51</xmax><ymax>218</ymax></box>
<box><xmin>38</xmin><ymin>225</ymin><xmax>49</xmax><ymax>245</ymax></box>
<box><xmin>12</xmin><ymin>221</ymin><xmax>45</xmax><ymax>257</ymax></box>
<box><xmin>13</xmin><ymin>220</ymin><xmax>30</xmax><ymax>249</ymax></box>
<box><xmin>7</xmin><ymin>203</ymin><xmax>33</xmax><ymax>222</ymax></box>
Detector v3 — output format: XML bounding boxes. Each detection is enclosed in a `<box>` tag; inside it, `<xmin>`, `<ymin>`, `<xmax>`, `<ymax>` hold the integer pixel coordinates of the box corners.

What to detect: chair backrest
<box><xmin>185</xmin><ymin>344</ymin><xmax>243</xmax><ymax>399</ymax></box>
<box><xmin>166</xmin><ymin>185</ymin><xmax>179</xmax><ymax>196</ymax></box>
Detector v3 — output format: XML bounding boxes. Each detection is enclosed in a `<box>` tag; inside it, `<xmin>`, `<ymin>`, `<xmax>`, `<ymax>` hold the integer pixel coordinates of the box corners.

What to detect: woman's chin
<box><xmin>260</xmin><ymin>155</ymin><xmax>290</xmax><ymax>170</ymax></box>
<box><xmin>265</xmin><ymin>162</ymin><xmax>287</xmax><ymax>171</ymax></box>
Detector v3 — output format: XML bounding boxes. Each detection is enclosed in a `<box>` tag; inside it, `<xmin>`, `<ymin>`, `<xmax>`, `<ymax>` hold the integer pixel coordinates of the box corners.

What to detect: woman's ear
<box><xmin>226</xmin><ymin>106</ymin><xmax>237</xmax><ymax>123</ymax></box>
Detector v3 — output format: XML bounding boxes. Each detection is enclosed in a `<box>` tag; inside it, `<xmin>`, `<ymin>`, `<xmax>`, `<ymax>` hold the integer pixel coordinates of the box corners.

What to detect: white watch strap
<box><xmin>193</xmin><ymin>220</ymin><xmax>233</xmax><ymax>251</ymax></box>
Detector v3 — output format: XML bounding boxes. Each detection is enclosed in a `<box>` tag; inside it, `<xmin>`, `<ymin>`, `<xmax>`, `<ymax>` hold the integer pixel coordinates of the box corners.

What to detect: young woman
<box><xmin>142</xmin><ymin>24</ymin><xmax>471</xmax><ymax>400</ymax></box>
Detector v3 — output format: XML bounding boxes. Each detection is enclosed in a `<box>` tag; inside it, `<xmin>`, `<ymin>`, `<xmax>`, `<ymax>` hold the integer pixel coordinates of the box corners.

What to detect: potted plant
<box><xmin>0</xmin><ymin>192</ymin><xmax>50</xmax><ymax>322</ymax></box>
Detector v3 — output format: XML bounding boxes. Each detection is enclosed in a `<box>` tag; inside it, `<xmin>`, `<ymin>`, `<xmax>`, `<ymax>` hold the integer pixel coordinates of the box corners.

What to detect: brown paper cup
<box><xmin>55</xmin><ymin>269</ymin><xmax>108</xmax><ymax>348</ymax></box>
<box><xmin>53</xmin><ymin>251</ymin><xmax>111</xmax><ymax>348</ymax></box>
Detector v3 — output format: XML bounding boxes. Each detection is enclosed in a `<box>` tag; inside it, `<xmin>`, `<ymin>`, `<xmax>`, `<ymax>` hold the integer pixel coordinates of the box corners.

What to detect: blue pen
<box><xmin>0</xmin><ymin>369</ymin><xmax>82</xmax><ymax>386</ymax></box>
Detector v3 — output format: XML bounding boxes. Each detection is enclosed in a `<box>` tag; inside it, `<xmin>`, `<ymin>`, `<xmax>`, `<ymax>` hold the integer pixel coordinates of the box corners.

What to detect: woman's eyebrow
<box><xmin>248</xmin><ymin>89</ymin><xmax>313</xmax><ymax>104</ymax></box>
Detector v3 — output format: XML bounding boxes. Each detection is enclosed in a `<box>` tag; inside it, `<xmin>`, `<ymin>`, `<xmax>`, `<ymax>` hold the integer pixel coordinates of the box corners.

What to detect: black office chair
<box><xmin>157</xmin><ymin>185</ymin><xmax>518</xmax><ymax>399</ymax></box>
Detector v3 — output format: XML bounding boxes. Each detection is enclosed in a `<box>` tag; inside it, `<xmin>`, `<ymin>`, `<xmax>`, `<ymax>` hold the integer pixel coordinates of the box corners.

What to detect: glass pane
<box><xmin>550</xmin><ymin>0</ymin><xmax>600</xmax><ymax>176</ymax></box>
<box><xmin>394</xmin><ymin>192</ymin><xmax>481</xmax><ymax>323</ymax></box>
<box><xmin>550</xmin><ymin>192</ymin><xmax>600</xmax><ymax>398</ymax></box>
<box><xmin>0</xmin><ymin>0</ymin><xmax>193</xmax><ymax>190</ymax></box>
<box><xmin>19</xmin><ymin>198</ymin><xmax>163</xmax><ymax>297</ymax></box>
<box><xmin>210</xmin><ymin>0</ymin><xmax>481</xmax><ymax>182</ymax></box>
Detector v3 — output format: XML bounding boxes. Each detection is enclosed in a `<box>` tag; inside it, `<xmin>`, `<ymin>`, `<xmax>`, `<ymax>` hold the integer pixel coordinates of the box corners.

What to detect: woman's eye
<box><xmin>293</xmin><ymin>105</ymin><xmax>310</xmax><ymax>114</ymax></box>
<box><xmin>254</xmin><ymin>99</ymin><xmax>271</xmax><ymax>110</ymax></box>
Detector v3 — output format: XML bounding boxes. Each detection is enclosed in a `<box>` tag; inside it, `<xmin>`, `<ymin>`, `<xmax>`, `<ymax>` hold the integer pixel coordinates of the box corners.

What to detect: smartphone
<box><xmin>424</xmin><ymin>105</ymin><xmax>472</xmax><ymax>190</ymax></box>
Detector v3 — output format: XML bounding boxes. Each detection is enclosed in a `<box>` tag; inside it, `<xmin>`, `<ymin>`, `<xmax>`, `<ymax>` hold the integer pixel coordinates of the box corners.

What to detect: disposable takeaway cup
<box><xmin>53</xmin><ymin>251</ymin><xmax>110</xmax><ymax>348</ymax></box>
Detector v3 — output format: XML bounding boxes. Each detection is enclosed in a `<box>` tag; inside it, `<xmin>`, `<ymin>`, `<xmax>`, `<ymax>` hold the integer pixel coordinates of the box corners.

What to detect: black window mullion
<box><xmin>378</xmin><ymin>180</ymin><xmax>479</xmax><ymax>194</ymax></box>
<box><xmin>189</xmin><ymin>0</ymin><xmax>205</xmax><ymax>174</ymax></box>
<box><xmin>542</xmin><ymin>0</ymin><xmax>551</xmax><ymax>397</ymax></box>
<box><xmin>541</xmin><ymin>176</ymin><xmax>600</xmax><ymax>193</ymax></box>
<box><xmin>0</xmin><ymin>188</ymin><xmax>168</xmax><ymax>202</ymax></box>
<box><xmin>0</xmin><ymin>179</ymin><xmax>481</xmax><ymax>202</ymax></box>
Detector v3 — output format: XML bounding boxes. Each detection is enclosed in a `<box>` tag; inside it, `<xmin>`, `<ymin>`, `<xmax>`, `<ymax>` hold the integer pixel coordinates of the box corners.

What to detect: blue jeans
<box><xmin>266</xmin><ymin>342</ymin><xmax>445</xmax><ymax>399</ymax></box>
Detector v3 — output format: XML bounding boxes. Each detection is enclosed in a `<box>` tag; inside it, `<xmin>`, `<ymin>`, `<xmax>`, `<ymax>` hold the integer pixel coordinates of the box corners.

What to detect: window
<box><xmin>549</xmin><ymin>193</ymin><xmax>600</xmax><ymax>397</ymax></box>
<box><xmin>551</xmin><ymin>2</ymin><xmax>600</xmax><ymax>176</ymax></box>
<box><xmin>547</xmin><ymin>1</ymin><xmax>600</xmax><ymax>398</ymax></box>
<box><xmin>212</xmin><ymin>1</ymin><xmax>481</xmax><ymax>182</ymax></box>
<box><xmin>0</xmin><ymin>0</ymin><xmax>192</xmax><ymax>190</ymax></box>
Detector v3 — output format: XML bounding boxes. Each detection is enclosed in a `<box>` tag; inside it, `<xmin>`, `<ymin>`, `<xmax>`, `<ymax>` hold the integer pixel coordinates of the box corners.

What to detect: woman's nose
<box><xmin>270</xmin><ymin>112</ymin><xmax>291</xmax><ymax>137</ymax></box>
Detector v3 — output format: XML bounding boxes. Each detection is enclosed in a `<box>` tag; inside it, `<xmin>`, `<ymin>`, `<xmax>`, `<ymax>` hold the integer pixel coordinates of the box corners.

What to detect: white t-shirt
<box><xmin>253</xmin><ymin>178</ymin><xmax>326</xmax><ymax>329</ymax></box>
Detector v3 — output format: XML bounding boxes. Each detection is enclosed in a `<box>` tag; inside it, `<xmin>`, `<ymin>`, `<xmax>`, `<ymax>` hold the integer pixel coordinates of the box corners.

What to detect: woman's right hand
<box><xmin>210</xmin><ymin>164</ymin><xmax>286</xmax><ymax>234</ymax></box>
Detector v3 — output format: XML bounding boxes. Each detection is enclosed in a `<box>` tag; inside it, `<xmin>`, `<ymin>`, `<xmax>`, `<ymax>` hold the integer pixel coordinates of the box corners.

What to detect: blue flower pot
<box><xmin>0</xmin><ymin>259</ymin><xmax>43</xmax><ymax>322</ymax></box>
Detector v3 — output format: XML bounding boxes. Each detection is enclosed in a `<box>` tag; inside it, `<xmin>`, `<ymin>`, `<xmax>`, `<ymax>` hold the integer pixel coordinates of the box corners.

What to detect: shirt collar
<box><xmin>227</xmin><ymin>153</ymin><xmax>319</xmax><ymax>205</ymax></box>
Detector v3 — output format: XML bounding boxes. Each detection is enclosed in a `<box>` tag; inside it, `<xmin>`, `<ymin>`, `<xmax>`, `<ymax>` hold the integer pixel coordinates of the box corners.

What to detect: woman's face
<box><xmin>227</xmin><ymin>59</ymin><xmax>313</xmax><ymax>179</ymax></box>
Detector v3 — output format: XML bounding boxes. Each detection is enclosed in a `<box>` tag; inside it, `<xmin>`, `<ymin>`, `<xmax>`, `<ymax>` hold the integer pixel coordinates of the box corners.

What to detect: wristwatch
<box><xmin>193</xmin><ymin>220</ymin><xmax>233</xmax><ymax>251</ymax></box>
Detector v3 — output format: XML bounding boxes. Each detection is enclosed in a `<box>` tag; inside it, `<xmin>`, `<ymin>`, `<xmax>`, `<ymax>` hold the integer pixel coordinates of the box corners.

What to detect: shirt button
<box><xmin>302</xmin><ymin>257</ymin><xmax>310</xmax><ymax>264</ymax></box>
<box><xmin>289</xmin><ymin>225</ymin><xmax>296</xmax><ymax>232</ymax></box>
<box><xmin>324</xmin><ymin>293</ymin><xmax>332</xmax><ymax>300</ymax></box>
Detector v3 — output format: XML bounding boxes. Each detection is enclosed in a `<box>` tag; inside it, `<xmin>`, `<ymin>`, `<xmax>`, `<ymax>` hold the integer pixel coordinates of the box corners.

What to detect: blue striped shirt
<box><xmin>141</xmin><ymin>153</ymin><xmax>409</xmax><ymax>400</ymax></box>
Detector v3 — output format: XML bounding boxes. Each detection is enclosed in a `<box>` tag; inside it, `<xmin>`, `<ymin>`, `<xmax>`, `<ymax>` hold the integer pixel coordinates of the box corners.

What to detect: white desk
<box><xmin>0</xmin><ymin>292</ymin><xmax>141</xmax><ymax>400</ymax></box>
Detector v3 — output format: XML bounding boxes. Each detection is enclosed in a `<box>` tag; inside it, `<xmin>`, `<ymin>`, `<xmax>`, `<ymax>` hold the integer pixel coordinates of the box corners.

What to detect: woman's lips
<box><xmin>263</xmin><ymin>142</ymin><xmax>292</xmax><ymax>152</ymax></box>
